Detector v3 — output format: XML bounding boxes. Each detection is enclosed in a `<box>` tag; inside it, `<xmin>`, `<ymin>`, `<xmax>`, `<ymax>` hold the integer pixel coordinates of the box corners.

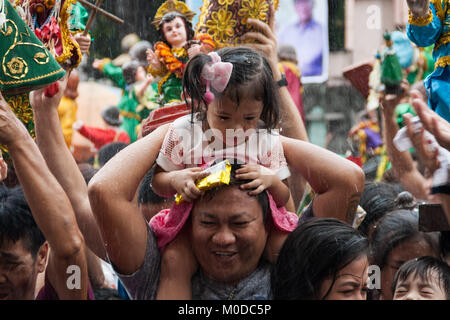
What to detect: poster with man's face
<box><xmin>276</xmin><ymin>0</ymin><xmax>329</xmax><ymax>83</ymax></box>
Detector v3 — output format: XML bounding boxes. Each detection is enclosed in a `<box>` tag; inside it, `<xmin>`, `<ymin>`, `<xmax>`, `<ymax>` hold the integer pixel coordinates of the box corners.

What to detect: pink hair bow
<box><xmin>200</xmin><ymin>52</ymin><xmax>233</xmax><ymax>104</ymax></box>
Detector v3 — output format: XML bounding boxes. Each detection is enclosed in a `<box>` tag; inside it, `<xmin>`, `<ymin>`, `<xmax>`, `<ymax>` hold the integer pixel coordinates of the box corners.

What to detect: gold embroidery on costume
<box><xmin>408</xmin><ymin>9</ymin><xmax>434</xmax><ymax>26</ymax></box>
<box><xmin>435</xmin><ymin>55</ymin><xmax>450</xmax><ymax>68</ymax></box>
<box><xmin>1</xmin><ymin>13</ymin><xmax>59</xmax><ymax>85</ymax></box>
<box><xmin>56</xmin><ymin>0</ymin><xmax>81</xmax><ymax>66</ymax></box>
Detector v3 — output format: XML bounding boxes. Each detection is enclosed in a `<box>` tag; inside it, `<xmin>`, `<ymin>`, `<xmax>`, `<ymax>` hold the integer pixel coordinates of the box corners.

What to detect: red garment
<box><xmin>78</xmin><ymin>125</ymin><xmax>130</xmax><ymax>150</ymax></box>
<box><xmin>283</xmin><ymin>64</ymin><xmax>305</xmax><ymax>122</ymax></box>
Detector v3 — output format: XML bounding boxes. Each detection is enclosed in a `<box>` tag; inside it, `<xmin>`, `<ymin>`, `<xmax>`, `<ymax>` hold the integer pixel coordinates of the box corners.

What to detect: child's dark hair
<box><xmin>158</xmin><ymin>12</ymin><xmax>194</xmax><ymax>45</ymax></box>
<box><xmin>183</xmin><ymin>46</ymin><xmax>281</xmax><ymax>131</ymax></box>
<box><xmin>392</xmin><ymin>256</ymin><xmax>450</xmax><ymax>299</ymax></box>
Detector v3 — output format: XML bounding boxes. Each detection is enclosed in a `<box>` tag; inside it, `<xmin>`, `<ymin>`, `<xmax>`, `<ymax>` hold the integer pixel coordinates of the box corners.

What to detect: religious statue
<box><xmin>146</xmin><ymin>0</ymin><xmax>215</xmax><ymax>105</ymax></box>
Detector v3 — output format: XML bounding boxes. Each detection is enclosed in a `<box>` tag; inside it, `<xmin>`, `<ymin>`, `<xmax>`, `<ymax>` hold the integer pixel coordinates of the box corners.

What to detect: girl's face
<box><xmin>319</xmin><ymin>255</ymin><xmax>369</xmax><ymax>300</ymax></box>
<box><xmin>205</xmin><ymin>95</ymin><xmax>263</xmax><ymax>147</ymax></box>
<box><xmin>380</xmin><ymin>236</ymin><xmax>437</xmax><ymax>300</ymax></box>
<box><xmin>162</xmin><ymin>17</ymin><xmax>187</xmax><ymax>48</ymax></box>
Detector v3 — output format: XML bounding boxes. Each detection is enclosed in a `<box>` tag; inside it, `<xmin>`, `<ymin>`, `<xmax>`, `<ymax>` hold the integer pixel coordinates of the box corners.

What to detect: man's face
<box><xmin>190</xmin><ymin>186</ymin><xmax>268</xmax><ymax>286</ymax></box>
<box><xmin>295</xmin><ymin>0</ymin><xmax>313</xmax><ymax>23</ymax></box>
<box><xmin>0</xmin><ymin>239</ymin><xmax>47</xmax><ymax>300</ymax></box>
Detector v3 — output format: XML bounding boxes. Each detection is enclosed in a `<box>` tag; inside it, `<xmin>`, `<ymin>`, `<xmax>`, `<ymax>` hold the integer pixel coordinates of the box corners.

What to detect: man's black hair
<box><xmin>138</xmin><ymin>167</ymin><xmax>167</xmax><ymax>205</ymax></box>
<box><xmin>98</xmin><ymin>142</ymin><xmax>128</xmax><ymax>167</ymax></box>
<box><xmin>0</xmin><ymin>186</ymin><xmax>45</xmax><ymax>258</ymax></box>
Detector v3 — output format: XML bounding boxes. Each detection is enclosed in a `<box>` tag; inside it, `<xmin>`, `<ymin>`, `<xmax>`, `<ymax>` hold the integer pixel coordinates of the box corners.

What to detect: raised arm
<box><xmin>88</xmin><ymin>124</ymin><xmax>169</xmax><ymax>275</ymax></box>
<box><xmin>380</xmin><ymin>90</ymin><xmax>432</xmax><ymax>201</ymax></box>
<box><xmin>0</xmin><ymin>91</ymin><xmax>88</xmax><ymax>299</ymax></box>
<box><xmin>281</xmin><ymin>136</ymin><xmax>365</xmax><ymax>224</ymax></box>
<box><xmin>30</xmin><ymin>76</ymin><xmax>107</xmax><ymax>260</ymax></box>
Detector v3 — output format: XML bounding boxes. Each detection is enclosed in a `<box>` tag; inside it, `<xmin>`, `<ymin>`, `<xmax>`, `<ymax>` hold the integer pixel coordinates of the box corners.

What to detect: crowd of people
<box><xmin>0</xmin><ymin>0</ymin><xmax>449</xmax><ymax>301</ymax></box>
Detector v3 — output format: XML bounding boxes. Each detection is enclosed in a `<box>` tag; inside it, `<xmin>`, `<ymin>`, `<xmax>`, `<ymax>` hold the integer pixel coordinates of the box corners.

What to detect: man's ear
<box><xmin>36</xmin><ymin>242</ymin><xmax>49</xmax><ymax>274</ymax></box>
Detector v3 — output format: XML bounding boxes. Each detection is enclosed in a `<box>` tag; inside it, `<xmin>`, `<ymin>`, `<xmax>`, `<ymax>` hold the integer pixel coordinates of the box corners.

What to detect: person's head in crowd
<box><xmin>358</xmin><ymin>182</ymin><xmax>402</xmax><ymax>237</ymax></box>
<box><xmin>122</xmin><ymin>60</ymin><xmax>147</xmax><ymax>85</ymax></box>
<box><xmin>157</xmin><ymin>11</ymin><xmax>194</xmax><ymax>48</ymax></box>
<box><xmin>97</xmin><ymin>142</ymin><xmax>128</xmax><ymax>168</ymax></box>
<box><xmin>121</xmin><ymin>33</ymin><xmax>141</xmax><ymax>53</ymax></box>
<box><xmin>358</xmin><ymin>181</ymin><xmax>398</xmax><ymax>237</ymax></box>
<box><xmin>129</xmin><ymin>41</ymin><xmax>152</xmax><ymax>67</ymax></box>
<box><xmin>369</xmin><ymin>208</ymin><xmax>440</xmax><ymax>300</ymax></box>
<box><xmin>440</xmin><ymin>231</ymin><xmax>450</xmax><ymax>266</ymax></box>
<box><xmin>278</xmin><ymin>45</ymin><xmax>298</xmax><ymax>65</ymax></box>
<box><xmin>294</xmin><ymin>0</ymin><xmax>314</xmax><ymax>24</ymax></box>
<box><xmin>64</xmin><ymin>70</ymin><xmax>80</xmax><ymax>100</ymax></box>
<box><xmin>183</xmin><ymin>46</ymin><xmax>281</xmax><ymax>138</ymax></box>
<box><xmin>392</xmin><ymin>256</ymin><xmax>450</xmax><ymax>300</ymax></box>
<box><xmin>77</xmin><ymin>163</ymin><xmax>99</xmax><ymax>186</ymax></box>
<box><xmin>0</xmin><ymin>186</ymin><xmax>48</xmax><ymax>300</ymax></box>
<box><xmin>100</xmin><ymin>105</ymin><xmax>123</xmax><ymax>128</ymax></box>
<box><xmin>272</xmin><ymin>218</ymin><xmax>369</xmax><ymax>300</ymax></box>
<box><xmin>138</xmin><ymin>167</ymin><xmax>173</xmax><ymax>221</ymax></box>
<box><xmin>187</xmin><ymin>161</ymin><xmax>271</xmax><ymax>285</ymax></box>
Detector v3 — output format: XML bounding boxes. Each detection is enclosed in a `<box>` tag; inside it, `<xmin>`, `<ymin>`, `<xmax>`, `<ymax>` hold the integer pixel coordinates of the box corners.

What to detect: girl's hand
<box><xmin>406</xmin><ymin>0</ymin><xmax>430</xmax><ymax>17</ymax></box>
<box><xmin>146</xmin><ymin>49</ymin><xmax>161</xmax><ymax>70</ymax></box>
<box><xmin>170</xmin><ymin>167</ymin><xmax>210</xmax><ymax>202</ymax></box>
<box><xmin>235</xmin><ymin>164</ymin><xmax>276</xmax><ymax>195</ymax></box>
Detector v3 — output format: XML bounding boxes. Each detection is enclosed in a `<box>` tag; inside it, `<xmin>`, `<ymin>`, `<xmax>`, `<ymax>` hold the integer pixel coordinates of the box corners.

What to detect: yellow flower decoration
<box><xmin>238</xmin><ymin>0</ymin><xmax>269</xmax><ymax>25</ymax></box>
<box><xmin>206</xmin><ymin>8</ymin><xmax>236</xmax><ymax>43</ymax></box>
<box><xmin>218</xmin><ymin>0</ymin><xmax>235</xmax><ymax>6</ymax></box>
<box><xmin>7</xmin><ymin>57</ymin><xmax>25</xmax><ymax>76</ymax></box>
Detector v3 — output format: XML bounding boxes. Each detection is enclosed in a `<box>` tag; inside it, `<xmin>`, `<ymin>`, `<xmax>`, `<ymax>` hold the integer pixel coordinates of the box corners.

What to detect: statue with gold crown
<box><xmin>0</xmin><ymin>0</ymin><xmax>68</xmax><ymax>159</ymax></box>
<box><xmin>146</xmin><ymin>0</ymin><xmax>215</xmax><ymax>106</ymax></box>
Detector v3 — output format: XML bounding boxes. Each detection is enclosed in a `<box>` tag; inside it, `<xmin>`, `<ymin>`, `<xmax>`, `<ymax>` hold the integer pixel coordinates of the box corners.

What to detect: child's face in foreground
<box><xmin>393</xmin><ymin>271</ymin><xmax>447</xmax><ymax>300</ymax></box>
<box><xmin>205</xmin><ymin>94</ymin><xmax>263</xmax><ymax>147</ymax></box>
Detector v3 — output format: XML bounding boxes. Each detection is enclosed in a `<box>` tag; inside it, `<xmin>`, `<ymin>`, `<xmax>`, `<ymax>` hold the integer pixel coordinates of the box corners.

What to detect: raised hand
<box><xmin>410</xmin><ymin>90</ymin><xmax>450</xmax><ymax>150</ymax></box>
<box><xmin>74</xmin><ymin>33</ymin><xmax>92</xmax><ymax>55</ymax></box>
<box><xmin>146</xmin><ymin>48</ymin><xmax>162</xmax><ymax>70</ymax></box>
<box><xmin>0</xmin><ymin>91</ymin><xmax>29</xmax><ymax>146</ymax></box>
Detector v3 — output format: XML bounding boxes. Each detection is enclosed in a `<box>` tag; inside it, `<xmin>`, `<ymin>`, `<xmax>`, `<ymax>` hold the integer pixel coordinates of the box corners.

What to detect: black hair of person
<box><xmin>272</xmin><ymin>218</ymin><xmax>369</xmax><ymax>300</ymax></box>
<box><xmin>0</xmin><ymin>186</ymin><xmax>45</xmax><ymax>259</ymax></box>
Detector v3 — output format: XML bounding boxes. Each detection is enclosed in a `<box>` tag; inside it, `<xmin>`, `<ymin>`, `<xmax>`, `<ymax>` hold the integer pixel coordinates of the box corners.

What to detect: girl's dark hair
<box><xmin>0</xmin><ymin>186</ymin><xmax>45</xmax><ymax>259</ymax></box>
<box><xmin>272</xmin><ymin>218</ymin><xmax>369</xmax><ymax>300</ymax></box>
<box><xmin>158</xmin><ymin>12</ymin><xmax>194</xmax><ymax>45</ymax></box>
<box><xmin>358</xmin><ymin>182</ymin><xmax>402</xmax><ymax>236</ymax></box>
<box><xmin>369</xmin><ymin>209</ymin><xmax>440</xmax><ymax>269</ymax></box>
<box><xmin>391</xmin><ymin>256</ymin><xmax>450</xmax><ymax>299</ymax></box>
<box><xmin>183</xmin><ymin>46</ymin><xmax>281</xmax><ymax>131</ymax></box>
